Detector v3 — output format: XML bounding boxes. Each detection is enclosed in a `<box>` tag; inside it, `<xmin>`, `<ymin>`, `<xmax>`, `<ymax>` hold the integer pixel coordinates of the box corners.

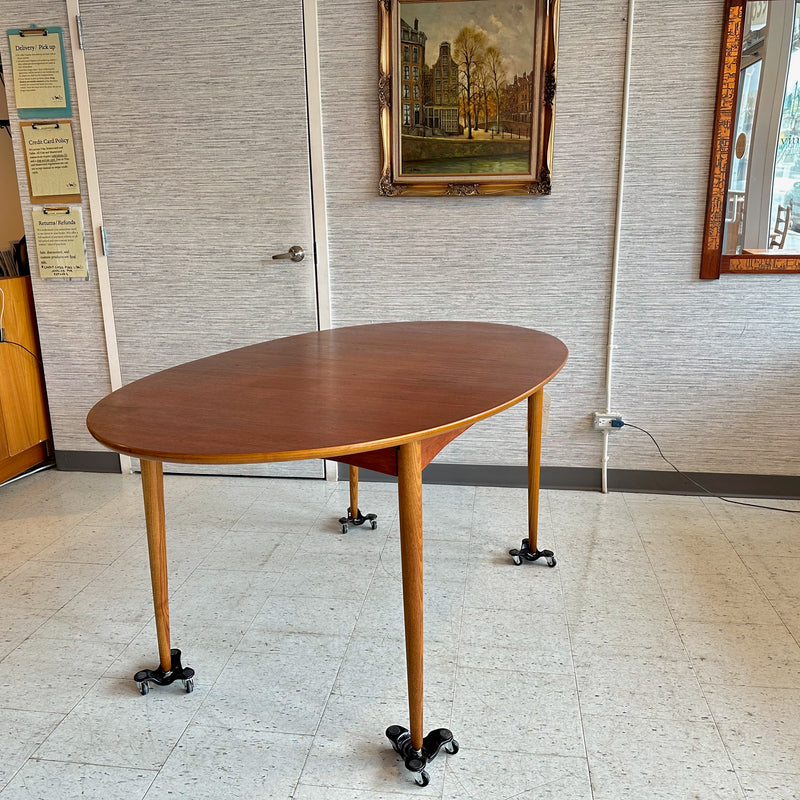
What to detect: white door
<box><xmin>80</xmin><ymin>0</ymin><xmax>322</xmax><ymax>477</ymax></box>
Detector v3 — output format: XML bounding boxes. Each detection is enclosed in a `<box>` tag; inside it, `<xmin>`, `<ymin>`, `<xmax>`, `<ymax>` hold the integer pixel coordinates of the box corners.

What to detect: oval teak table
<box><xmin>87</xmin><ymin>321</ymin><xmax>568</xmax><ymax>786</ymax></box>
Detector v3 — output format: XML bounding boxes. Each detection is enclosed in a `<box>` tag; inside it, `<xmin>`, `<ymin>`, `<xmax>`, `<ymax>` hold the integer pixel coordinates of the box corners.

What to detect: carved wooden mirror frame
<box><xmin>701</xmin><ymin>0</ymin><xmax>800</xmax><ymax>278</ymax></box>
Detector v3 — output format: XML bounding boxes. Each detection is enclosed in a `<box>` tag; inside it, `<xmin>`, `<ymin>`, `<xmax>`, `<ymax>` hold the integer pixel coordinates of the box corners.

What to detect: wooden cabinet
<box><xmin>0</xmin><ymin>276</ymin><xmax>52</xmax><ymax>483</ymax></box>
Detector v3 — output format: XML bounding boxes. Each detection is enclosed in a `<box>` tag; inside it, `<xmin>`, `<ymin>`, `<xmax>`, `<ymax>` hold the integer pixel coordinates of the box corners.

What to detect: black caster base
<box><xmin>339</xmin><ymin>507</ymin><xmax>377</xmax><ymax>534</ymax></box>
<box><xmin>386</xmin><ymin>724</ymin><xmax>459</xmax><ymax>787</ymax></box>
<box><xmin>134</xmin><ymin>648</ymin><xmax>195</xmax><ymax>695</ymax></box>
<box><xmin>509</xmin><ymin>538</ymin><xmax>556</xmax><ymax>567</ymax></box>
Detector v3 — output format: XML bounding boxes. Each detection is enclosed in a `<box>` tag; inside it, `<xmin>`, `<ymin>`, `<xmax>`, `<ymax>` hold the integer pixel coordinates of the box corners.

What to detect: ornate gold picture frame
<box><xmin>378</xmin><ymin>0</ymin><xmax>559</xmax><ymax>197</ymax></box>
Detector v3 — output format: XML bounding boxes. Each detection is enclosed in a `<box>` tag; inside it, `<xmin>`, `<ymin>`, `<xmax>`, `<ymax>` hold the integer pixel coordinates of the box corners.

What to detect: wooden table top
<box><xmin>86</xmin><ymin>322</ymin><xmax>568</xmax><ymax>464</ymax></box>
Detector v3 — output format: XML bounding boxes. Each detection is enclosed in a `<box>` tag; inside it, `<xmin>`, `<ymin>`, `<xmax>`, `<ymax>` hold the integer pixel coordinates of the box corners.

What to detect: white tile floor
<box><xmin>0</xmin><ymin>469</ymin><xmax>799</xmax><ymax>799</ymax></box>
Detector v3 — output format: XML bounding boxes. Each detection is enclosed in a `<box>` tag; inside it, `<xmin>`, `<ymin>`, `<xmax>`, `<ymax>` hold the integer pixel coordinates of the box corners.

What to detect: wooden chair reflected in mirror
<box><xmin>769</xmin><ymin>202</ymin><xmax>792</xmax><ymax>248</ymax></box>
<box><xmin>701</xmin><ymin>0</ymin><xmax>800</xmax><ymax>277</ymax></box>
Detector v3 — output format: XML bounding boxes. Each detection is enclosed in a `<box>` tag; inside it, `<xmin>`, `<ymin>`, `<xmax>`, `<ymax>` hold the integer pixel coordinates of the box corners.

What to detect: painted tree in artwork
<box><xmin>454</xmin><ymin>25</ymin><xmax>488</xmax><ymax>139</ymax></box>
<box><xmin>485</xmin><ymin>46</ymin><xmax>507</xmax><ymax>133</ymax></box>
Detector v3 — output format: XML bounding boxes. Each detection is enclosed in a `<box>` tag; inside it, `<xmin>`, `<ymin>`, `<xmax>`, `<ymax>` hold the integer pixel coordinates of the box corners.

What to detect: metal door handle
<box><xmin>272</xmin><ymin>245</ymin><xmax>305</xmax><ymax>263</ymax></box>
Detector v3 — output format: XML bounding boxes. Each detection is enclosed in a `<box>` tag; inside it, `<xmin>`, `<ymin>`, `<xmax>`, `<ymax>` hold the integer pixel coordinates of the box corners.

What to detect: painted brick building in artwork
<box><xmin>423</xmin><ymin>41</ymin><xmax>460</xmax><ymax>135</ymax></box>
<box><xmin>502</xmin><ymin>71</ymin><xmax>534</xmax><ymax>125</ymax></box>
<box><xmin>400</xmin><ymin>18</ymin><xmax>426</xmax><ymax>127</ymax></box>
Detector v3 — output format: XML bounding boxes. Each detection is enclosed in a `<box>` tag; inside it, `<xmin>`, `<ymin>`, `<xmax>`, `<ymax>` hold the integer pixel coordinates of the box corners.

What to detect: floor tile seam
<box><xmin>455</xmin><ymin>648</ymin><xmax>593</xmax><ymax>676</ymax></box>
<box><xmin>461</xmin><ymin>597</ymin><xmax>566</xmax><ymax>614</ymax></box>
<box><xmin>28</xmin><ymin>670</ymin><xmax>119</xmax><ymax>764</ymax></box>
<box><xmin>751</xmin><ymin>587</ymin><xmax>800</xmax><ymax>655</ymax></box>
<box><xmin>574</xmin><ymin>701</ymin><xmax>720</xmax><ymax>724</ymax></box>
<box><xmin>0</xmin><ymin>630</ymin><xmax>132</xmax><ymax>663</ymax></box>
<box><xmin>705</xmin><ymin>500</ymin><xmax>799</xmax><ymax>602</ymax></box>
<box><xmin>326</xmin><ymin>688</ymin><xmax>450</xmax><ymax>704</ymax></box>
<box><xmin>624</xmin><ymin>497</ymin><xmax>726</xmax><ymax>666</ymax></box>
<box><xmin>442</xmin><ymin>485</ymin><xmax>482</xmax><ymax>733</ymax></box>
<box><xmin>621</xmin><ymin>492</ymin><xmax>744</xmax><ymax>786</ymax></box>
<box><xmin>671</xmin><ymin>620</ymin><xmax>798</xmax><ymax>636</ymax></box>
<box><xmin>99</xmin><ymin>614</ymin><xmax>173</xmax><ymax>682</ymax></box>
<box><xmin>455</xmin><ymin>653</ymin><xmax>574</xmax><ymax>677</ymax></box>
<box><xmin>578</xmin><ymin>708</ymin><xmax>735</xmax><ymax>738</ymax></box>
<box><xmin>0</xmin><ymin>609</ymin><xmax>62</xmax><ymax>666</ymax></box>
<box><xmin>571</xmin><ymin>659</ymin><xmax>712</xmax><ymax>679</ymax></box>
<box><xmin>293</xmin><ymin>524</ymin><xmax>388</xmax><ymax>788</ymax></box>
<box><xmin>548</xmin><ymin>497</ymin><xmax>597</xmax><ymax>800</ymax></box>
<box><xmin>698</xmin><ymin>679</ymin><xmax>800</xmax><ymax>692</ymax></box>
<box><xmin>736</xmin><ymin>766</ymin><xmax>800</xmax><ymax>777</ymax></box>
<box><xmin>701</xmin><ymin>517</ymin><xmax>800</xmax><ymax>654</ymax></box>
<box><xmin>17</xmin><ymin>754</ymin><xmax>161</xmax><ymax>775</ymax></box>
<box><xmin>0</xmin><ymin>534</ymin><xmax>81</xmax><ymax>566</ymax></box>
<box><xmin>129</xmin><ymin>690</ymin><xmax>210</xmax><ymax>774</ymax></box>
<box><xmin>569</xmin><ymin>653</ymin><xmax>701</xmax><ymax>671</ymax></box>
<box><xmin>213</xmin><ymin>537</ymin><xmax>316</xmax><ymax>671</ymax></box>
<box><xmin>500</xmin><ymin>771</ymin><xmax>585</xmax><ymax>800</ymax></box>
<box><xmin>28</xmin><ymin>555</ymin><xmax>130</xmax><ymax>570</ymax></box>
<box><xmin>292</xmin><ymin>781</ymin><xmax>416</xmax><ymax>800</ymax></box>
<box><xmin>0</xmin><ymin>742</ymin><xmax>50</xmax><ymax>796</ymax></box>
<box><xmin>0</xmin><ymin>703</ymin><xmax>68</xmax><ymax>723</ymax></box>
<box><xmin>657</xmin><ymin>575</ymin><xmax>792</xmax><ymax>612</ymax></box>
<box><xmin>0</xmin><ymin>552</ymin><xmax>99</xmax><ymax>595</ymax></box>
<box><xmin>295</xmin><ymin>775</ymin><xmax>443</xmax><ymax>800</ymax></box>
<box><xmin>169</xmin><ymin>720</ymin><xmax>318</xmax><ymax>744</ymax></box>
<box><xmin>155</xmin><ymin>519</ymin><xmax>320</xmax><ymax>737</ymax></box>
<box><xmin>344</xmin><ymin>631</ymin><xmax>461</xmax><ymax>648</ymax></box>
<box><xmin>700</xmin><ymin>495</ymin><xmax>800</xmax><ymax>524</ymax></box>
<box><xmin>232</xmin><ymin>492</ymin><xmax>331</xmax><ymax>535</ymax></box>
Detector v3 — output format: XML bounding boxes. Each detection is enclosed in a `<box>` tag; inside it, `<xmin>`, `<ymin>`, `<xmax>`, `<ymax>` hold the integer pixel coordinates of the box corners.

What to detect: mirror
<box><xmin>701</xmin><ymin>0</ymin><xmax>800</xmax><ymax>277</ymax></box>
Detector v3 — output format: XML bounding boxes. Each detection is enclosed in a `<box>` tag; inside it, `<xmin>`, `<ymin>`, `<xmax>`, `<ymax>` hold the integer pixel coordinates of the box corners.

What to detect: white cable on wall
<box><xmin>302</xmin><ymin>0</ymin><xmax>338</xmax><ymax>482</ymax></box>
<box><xmin>65</xmin><ymin>0</ymin><xmax>131</xmax><ymax>474</ymax></box>
<box><xmin>602</xmin><ymin>0</ymin><xmax>636</xmax><ymax>493</ymax></box>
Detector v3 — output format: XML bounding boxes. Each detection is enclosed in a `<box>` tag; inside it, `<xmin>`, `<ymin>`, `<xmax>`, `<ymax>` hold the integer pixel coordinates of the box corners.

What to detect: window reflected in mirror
<box><xmin>726</xmin><ymin>0</ymin><xmax>800</xmax><ymax>254</ymax></box>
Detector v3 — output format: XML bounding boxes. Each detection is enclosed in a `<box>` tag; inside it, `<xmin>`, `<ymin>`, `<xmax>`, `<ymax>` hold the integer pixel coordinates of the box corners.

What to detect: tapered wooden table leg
<box><xmin>508</xmin><ymin>389</ymin><xmax>556</xmax><ymax>566</ymax></box>
<box><xmin>338</xmin><ymin>464</ymin><xmax>376</xmax><ymax>533</ymax></box>
<box><xmin>141</xmin><ymin>458</ymin><xmax>171</xmax><ymax>672</ymax></box>
<box><xmin>397</xmin><ymin>441</ymin><xmax>424</xmax><ymax>751</ymax></box>
<box><xmin>134</xmin><ymin>459</ymin><xmax>194</xmax><ymax>694</ymax></box>
<box><xmin>386</xmin><ymin>440</ymin><xmax>458</xmax><ymax>785</ymax></box>
<box><xmin>349</xmin><ymin>465</ymin><xmax>359</xmax><ymax>520</ymax></box>
<box><xmin>527</xmin><ymin>390</ymin><xmax>543</xmax><ymax>553</ymax></box>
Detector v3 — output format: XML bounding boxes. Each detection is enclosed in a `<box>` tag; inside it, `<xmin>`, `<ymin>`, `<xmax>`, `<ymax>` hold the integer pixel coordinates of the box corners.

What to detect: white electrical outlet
<box><xmin>592</xmin><ymin>412</ymin><xmax>622</xmax><ymax>431</ymax></box>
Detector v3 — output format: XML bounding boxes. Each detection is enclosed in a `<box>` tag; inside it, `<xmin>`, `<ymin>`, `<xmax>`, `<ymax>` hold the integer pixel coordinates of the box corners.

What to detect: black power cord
<box><xmin>614</xmin><ymin>419</ymin><xmax>800</xmax><ymax>514</ymax></box>
<box><xmin>0</xmin><ymin>338</ymin><xmax>43</xmax><ymax>365</ymax></box>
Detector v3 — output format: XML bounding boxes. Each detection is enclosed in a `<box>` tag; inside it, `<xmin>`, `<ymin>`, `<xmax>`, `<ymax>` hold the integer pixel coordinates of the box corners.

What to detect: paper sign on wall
<box><xmin>6</xmin><ymin>27</ymin><xmax>71</xmax><ymax>118</ymax></box>
<box><xmin>20</xmin><ymin>121</ymin><xmax>81</xmax><ymax>204</ymax></box>
<box><xmin>32</xmin><ymin>206</ymin><xmax>88</xmax><ymax>280</ymax></box>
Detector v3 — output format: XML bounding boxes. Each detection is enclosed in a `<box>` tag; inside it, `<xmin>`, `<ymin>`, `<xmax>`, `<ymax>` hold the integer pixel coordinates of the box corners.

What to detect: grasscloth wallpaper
<box><xmin>2</xmin><ymin>0</ymin><xmax>798</xmax><ymax>480</ymax></box>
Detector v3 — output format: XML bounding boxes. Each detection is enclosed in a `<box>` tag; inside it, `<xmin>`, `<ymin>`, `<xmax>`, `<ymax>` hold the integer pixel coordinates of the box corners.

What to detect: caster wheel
<box><xmin>183</xmin><ymin>678</ymin><xmax>194</xmax><ymax>693</ymax></box>
<box><xmin>547</xmin><ymin>556</ymin><xmax>557</xmax><ymax>568</ymax></box>
<box><xmin>370</xmin><ymin>520</ymin><xmax>378</xmax><ymax>530</ymax></box>
<box><xmin>137</xmin><ymin>681</ymin><xmax>149</xmax><ymax>696</ymax></box>
<box><xmin>414</xmin><ymin>770</ymin><xmax>430</xmax><ymax>787</ymax></box>
<box><xmin>512</xmin><ymin>555</ymin><xmax>522</xmax><ymax>566</ymax></box>
<box><xmin>341</xmin><ymin>524</ymin><xmax>348</xmax><ymax>534</ymax></box>
<box><xmin>445</xmin><ymin>738</ymin><xmax>459</xmax><ymax>755</ymax></box>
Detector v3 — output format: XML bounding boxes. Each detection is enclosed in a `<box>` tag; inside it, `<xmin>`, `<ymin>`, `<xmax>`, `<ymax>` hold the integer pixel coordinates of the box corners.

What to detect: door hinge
<box><xmin>99</xmin><ymin>225</ymin><xmax>109</xmax><ymax>256</ymax></box>
<box><xmin>76</xmin><ymin>15</ymin><xmax>85</xmax><ymax>50</ymax></box>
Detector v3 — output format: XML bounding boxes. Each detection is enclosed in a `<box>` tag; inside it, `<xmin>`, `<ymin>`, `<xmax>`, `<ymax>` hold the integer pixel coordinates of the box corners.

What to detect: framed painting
<box><xmin>378</xmin><ymin>0</ymin><xmax>559</xmax><ymax>197</ymax></box>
